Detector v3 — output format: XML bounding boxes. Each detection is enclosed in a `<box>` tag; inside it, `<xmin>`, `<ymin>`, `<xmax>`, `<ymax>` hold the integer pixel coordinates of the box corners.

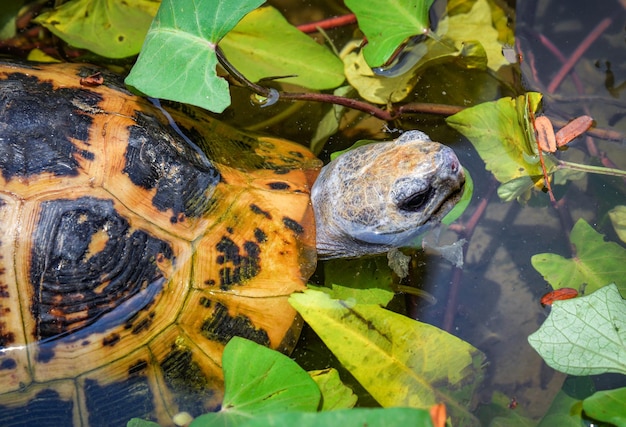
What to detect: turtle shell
<box><xmin>0</xmin><ymin>61</ymin><xmax>321</xmax><ymax>426</ymax></box>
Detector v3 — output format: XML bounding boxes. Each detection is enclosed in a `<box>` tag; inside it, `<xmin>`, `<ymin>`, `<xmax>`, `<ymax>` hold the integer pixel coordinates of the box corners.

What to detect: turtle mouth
<box><xmin>430</xmin><ymin>184</ymin><xmax>465</xmax><ymax>221</ymax></box>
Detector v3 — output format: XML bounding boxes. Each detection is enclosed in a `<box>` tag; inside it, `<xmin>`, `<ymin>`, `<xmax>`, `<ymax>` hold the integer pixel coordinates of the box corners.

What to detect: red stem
<box><xmin>296</xmin><ymin>14</ymin><xmax>357</xmax><ymax>33</ymax></box>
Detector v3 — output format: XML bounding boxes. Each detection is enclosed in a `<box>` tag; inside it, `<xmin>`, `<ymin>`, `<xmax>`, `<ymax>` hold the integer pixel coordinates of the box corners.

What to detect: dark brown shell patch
<box><xmin>0</xmin><ymin>73</ymin><xmax>98</xmax><ymax>180</ymax></box>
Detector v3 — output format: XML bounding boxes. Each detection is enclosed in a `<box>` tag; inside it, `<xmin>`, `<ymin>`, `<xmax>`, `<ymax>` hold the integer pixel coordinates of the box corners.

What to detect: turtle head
<box><xmin>311</xmin><ymin>130</ymin><xmax>465</xmax><ymax>259</ymax></box>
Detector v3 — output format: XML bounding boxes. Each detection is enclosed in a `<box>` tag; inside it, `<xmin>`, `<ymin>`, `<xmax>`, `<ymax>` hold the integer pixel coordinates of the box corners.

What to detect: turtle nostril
<box><xmin>450</xmin><ymin>157</ymin><xmax>459</xmax><ymax>174</ymax></box>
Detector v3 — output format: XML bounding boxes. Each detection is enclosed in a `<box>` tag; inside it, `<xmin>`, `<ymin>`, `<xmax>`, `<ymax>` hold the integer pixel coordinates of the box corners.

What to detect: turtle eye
<box><xmin>397</xmin><ymin>188</ymin><xmax>433</xmax><ymax>212</ymax></box>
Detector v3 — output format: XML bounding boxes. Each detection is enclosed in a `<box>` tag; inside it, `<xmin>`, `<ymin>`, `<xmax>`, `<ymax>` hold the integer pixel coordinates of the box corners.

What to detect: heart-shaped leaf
<box><xmin>528</xmin><ymin>284</ymin><xmax>626</xmax><ymax>376</ymax></box>
<box><xmin>531</xmin><ymin>219</ymin><xmax>626</xmax><ymax>297</ymax></box>
<box><xmin>126</xmin><ymin>0</ymin><xmax>264</xmax><ymax>113</ymax></box>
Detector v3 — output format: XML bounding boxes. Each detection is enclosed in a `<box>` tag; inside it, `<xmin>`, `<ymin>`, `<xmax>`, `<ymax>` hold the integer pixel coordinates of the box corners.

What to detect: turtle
<box><xmin>0</xmin><ymin>60</ymin><xmax>465</xmax><ymax>426</ymax></box>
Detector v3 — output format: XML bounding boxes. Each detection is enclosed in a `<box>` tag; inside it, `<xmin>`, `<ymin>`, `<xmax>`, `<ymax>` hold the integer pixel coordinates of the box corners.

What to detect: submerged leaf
<box><xmin>126</xmin><ymin>0</ymin><xmax>264</xmax><ymax>113</ymax></box>
<box><xmin>528</xmin><ymin>284</ymin><xmax>626</xmax><ymax>376</ymax></box>
<box><xmin>34</xmin><ymin>0</ymin><xmax>159</xmax><ymax>58</ymax></box>
<box><xmin>609</xmin><ymin>205</ymin><xmax>626</xmax><ymax>244</ymax></box>
<box><xmin>289</xmin><ymin>290</ymin><xmax>485</xmax><ymax>426</ymax></box>
<box><xmin>531</xmin><ymin>219</ymin><xmax>626</xmax><ymax>296</ymax></box>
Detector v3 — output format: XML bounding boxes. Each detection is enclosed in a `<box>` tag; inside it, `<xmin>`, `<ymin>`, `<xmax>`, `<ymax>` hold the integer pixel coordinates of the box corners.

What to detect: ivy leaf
<box><xmin>528</xmin><ymin>284</ymin><xmax>626</xmax><ymax>376</ymax></box>
<box><xmin>126</xmin><ymin>0</ymin><xmax>264</xmax><ymax>113</ymax></box>
<box><xmin>289</xmin><ymin>290</ymin><xmax>485</xmax><ymax>426</ymax></box>
<box><xmin>34</xmin><ymin>0</ymin><xmax>159</xmax><ymax>58</ymax></box>
<box><xmin>531</xmin><ymin>219</ymin><xmax>626</xmax><ymax>297</ymax></box>
<box><xmin>344</xmin><ymin>0</ymin><xmax>434</xmax><ymax>68</ymax></box>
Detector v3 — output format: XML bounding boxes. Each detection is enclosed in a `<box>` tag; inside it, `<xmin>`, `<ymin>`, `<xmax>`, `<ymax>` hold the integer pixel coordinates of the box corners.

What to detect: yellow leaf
<box><xmin>34</xmin><ymin>0</ymin><xmax>159</xmax><ymax>58</ymax></box>
<box><xmin>290</xmin><ymin>290</ymin><xmax>485</xmax><ymax>426</ymax></box>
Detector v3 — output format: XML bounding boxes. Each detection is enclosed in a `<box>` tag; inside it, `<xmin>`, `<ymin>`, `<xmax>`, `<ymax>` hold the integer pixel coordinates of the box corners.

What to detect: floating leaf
<box><xmin>344</xmin><ymin>0</ymin><xmax>434</xmax><ymax>68</ymax></box>
<box><xmin>446</xmin><ymin>92</ymin><xmax>557</xmax><ymax>201</ymax></box>
<box><xmin>609</xmin><ymin>205</ymin><xmax>626</xmax><ymax>244</ymax></box>
<box><xmin>528</xmin><ymin>284</ymin><xmax>626</xmax><ymax>376</ymax></box>
<box><xmin>531</xmin><ymin>219</ymin><xmax>626</xmax><ymax>297</ymax></box>
<box><xmin>582</xmin><ymin>387</ymin><xmax>626</xmax><ymax>426</ymax></box>
<box><xmin>289</xmin><ymin>290</ymin><xmax>485</xmax><ymax>426</ymax></box>
<box><xmin>34</xmin><ymin>0</ymin><xmax>159</xmax><ymax>58</ymax></box>
<box><xmin>220</xmin><ymin>6</ymin><xmax>344</xmax><ymax>90</ymax></box>
<box><xmin>126</xmin><ymin>0</ymin><xmax>264</xmax><ymax>113</ymax></box>
<box><xmin>309</xmin><ymin>368</ymin><xmax>358</xmax><ymax>411</ymax></box>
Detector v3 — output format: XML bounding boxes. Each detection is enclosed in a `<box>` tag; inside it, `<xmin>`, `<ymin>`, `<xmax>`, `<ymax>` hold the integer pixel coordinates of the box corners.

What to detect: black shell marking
<box><xmin>30</xmin><ymin>197</ymin><xmax>173</xmax><ymax>341</ymax></box>
<box><xmin>124</xmin><ymin>112</ymin><xmax>220</xmax><ymax>220</ymax></box>
<box><xmin>200</xmin><ymin>303</ymin><xmax>270</xmax><ymax>346</ymax></box>
<box><xmin>0</xmin><ymin>73</ymin><xmax>98</xmax><ymax>180</ymax></box>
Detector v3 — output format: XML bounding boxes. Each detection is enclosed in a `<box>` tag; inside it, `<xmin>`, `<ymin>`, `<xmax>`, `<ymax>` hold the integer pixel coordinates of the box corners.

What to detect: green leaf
<box><xmin>531</xmin><ymin>219</ymin><xmax>626</xmax><ymax>297</ymax></box>
<box><xmin>126</xmin><ymin>0</ymin><xmax>264</xmax><ymax>113</ymax></box>
<box><xmin>536</xmin><ymin>376</ymin><xmax>594</xmax><ymax>427</ymax></box>
<box><xmin>609</xmin><ymin>205</ymin><xmax>626</xmax><ymax>244</ymax></box>
<box><xmin>220</xmin><ymin>6</ymin><xmax>344</xmax><ymax>90</ymax></box>
<box><xmin>528</xmin><ymin>284</ymin><xmax>626</xmax><ymax>376</ymax></box>
<box><xmin>315</xmin><ymin>256</ymin><xmax>395</xmax><ymax>306</ymax></box>
<box><xmin>309</xmin><ymin>368</ymin><xmax>358</xmax><ymax>411</ymax></box>
<box><xmin>0</xmin><ymin>1</ymin><xmax>23</xmax><ymax>39</ymax></box>
<box><xmin>289</xmin><ymin>290</ymin><xmax>485</xmax><ymax>426</ymax></box>
<box><xmin>34</xmin><ymin>0</ymin><xmax>159</xmax><ymax>58</ymax></box>
<box><xmin>344</xmin><ymin>0</ymin><xmax>434</xmax><ymax>68</ymax></box>
<box><xmin>126</xmin><ymin>418</ymin><xmax>161</xmax><ymax>427</ymax></box>
<box><xmin>536</xmin><ymin>390</ymin><xmax>585</xmax><ymax>427</ymax></box>
<box><xmin>583</xmin><ymin>387</ymin><xmax>626</xmax><ymax>426</ymax></box>
<box><xmin>475</xmin><ymin>392</ymin><xmax>536</xmax><ymax>427</ymax></box>
<box><xmin>442</xmin><ymin>167</ymin><xmax>473</xmax><ymax>225</ymax></box>
<box><xmin>221</xmin><ymin>336</ymin><xmax>320</xmax><ymax>413</ymax></box>
<box><xmin>205</xmin><ymin>408</ymin><xmax>434</xmax><ymax>427</ymax></box>
<box><xmin>446</xmin><ymin>93</ymin><xmax>557</xmax><ymax>201</ymax></box>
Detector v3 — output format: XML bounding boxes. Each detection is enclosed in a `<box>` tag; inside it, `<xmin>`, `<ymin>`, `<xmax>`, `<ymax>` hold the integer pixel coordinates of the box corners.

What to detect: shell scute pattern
<box><xmin>0</xmin><ymin>61</ymin><xmax>319</xmax><ymax>426</ymax></box>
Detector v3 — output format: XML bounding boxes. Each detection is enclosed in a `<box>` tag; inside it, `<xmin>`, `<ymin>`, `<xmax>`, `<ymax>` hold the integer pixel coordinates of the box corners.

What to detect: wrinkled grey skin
<box><xmin>311</xmin><ymin>130</ymin><xmax>465</xmax><ymax>259</ymax></box>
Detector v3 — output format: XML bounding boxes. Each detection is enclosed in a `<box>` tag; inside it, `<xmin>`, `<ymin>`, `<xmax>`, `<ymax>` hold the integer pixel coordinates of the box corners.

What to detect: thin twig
<box><xmin>215</xmin><ymin>45</ymin><xmax>464</xmax><ymax>120</ymax></box>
